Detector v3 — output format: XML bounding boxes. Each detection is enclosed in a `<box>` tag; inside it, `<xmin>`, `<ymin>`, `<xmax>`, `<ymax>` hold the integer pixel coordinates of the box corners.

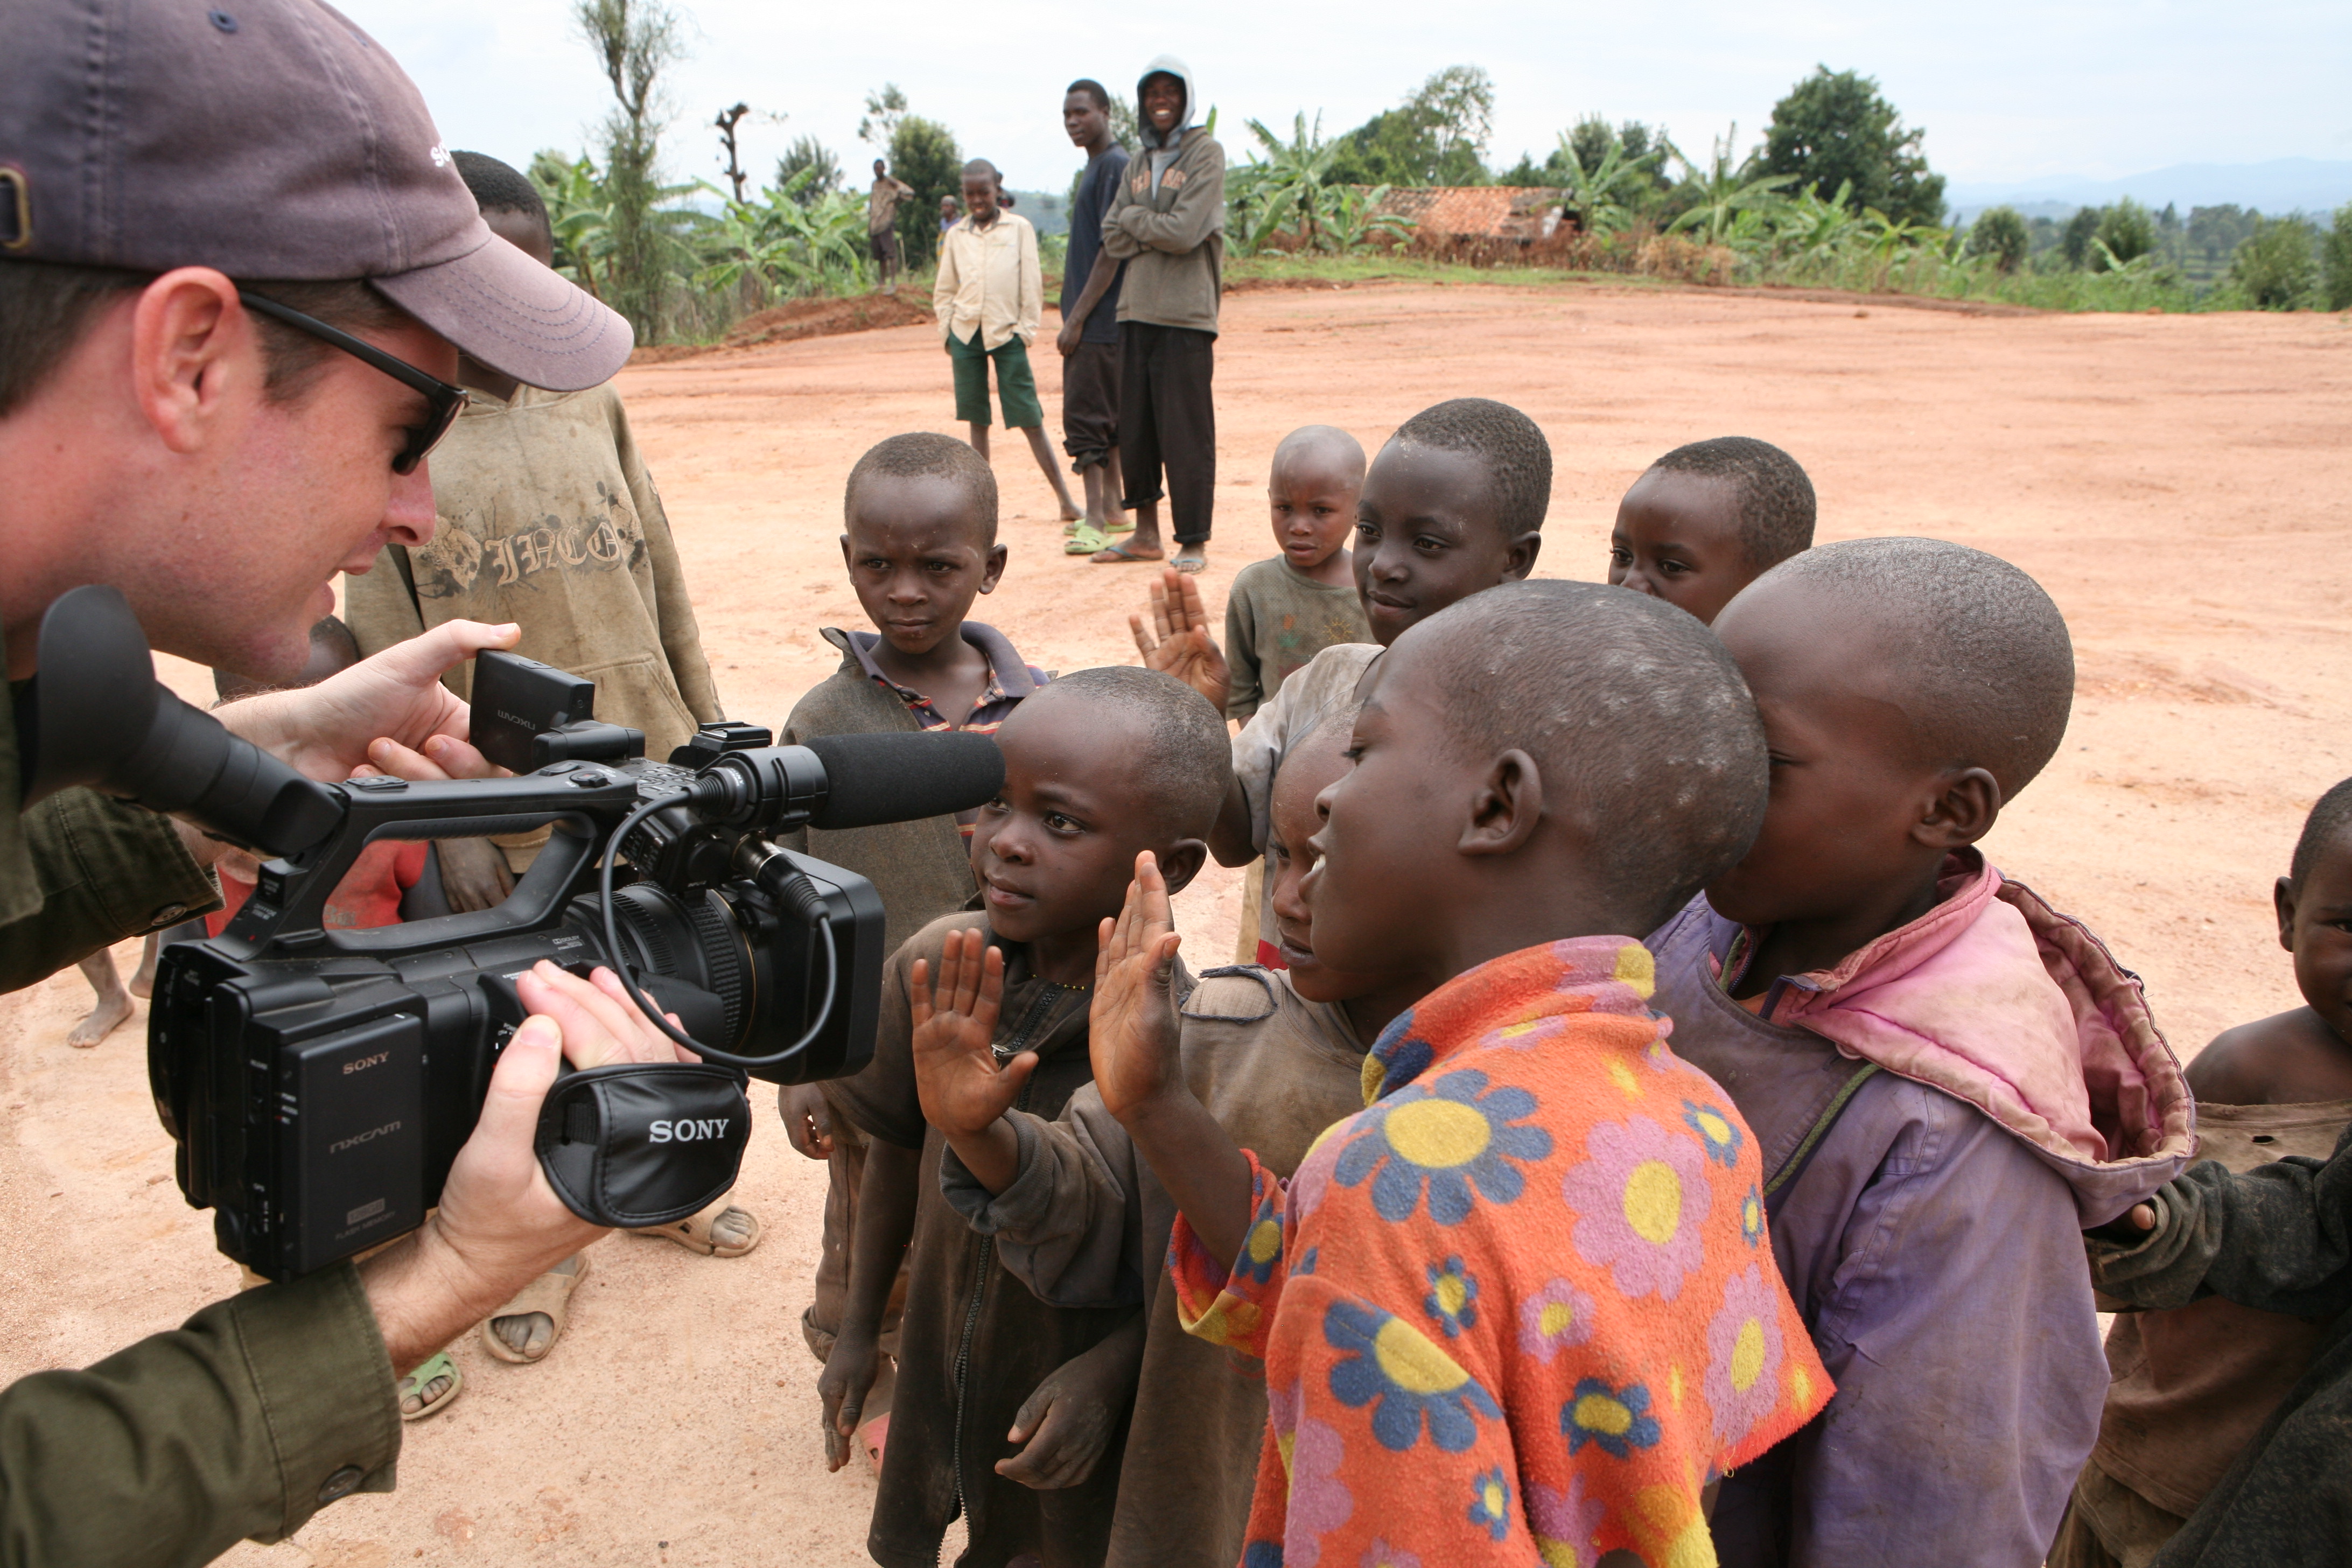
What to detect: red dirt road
<box><xmin>2</xmin><ymin>279</ymin><xmax>2346</xmax><ymax>1566</ymax></box>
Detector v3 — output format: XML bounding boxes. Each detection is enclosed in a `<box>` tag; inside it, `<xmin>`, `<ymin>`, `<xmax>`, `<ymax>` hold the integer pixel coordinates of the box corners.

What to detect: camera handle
<box><xmin>218</xmin><ymin>766</ymin><xmax>643</xmax><ymax>958</ymax></box>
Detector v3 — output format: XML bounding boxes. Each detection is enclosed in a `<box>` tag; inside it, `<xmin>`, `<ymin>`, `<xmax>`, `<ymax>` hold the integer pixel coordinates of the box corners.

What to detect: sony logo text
<box><xmin>342</xmin><ymin>1051</ymin><xmax>390</xmax><ymax>1075</ymax></box>
<box><xmin>648</xmin><ymin>1118</ymin><xmax>732</xmax><ymax>1144</ymax></box>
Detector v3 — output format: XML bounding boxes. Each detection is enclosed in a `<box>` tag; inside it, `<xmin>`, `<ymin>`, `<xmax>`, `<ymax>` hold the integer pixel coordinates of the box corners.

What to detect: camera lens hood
<box><xmin>533</xmin><ymin>1062</ymin><xmax>752</xmax><ymax>1228</ymax></box>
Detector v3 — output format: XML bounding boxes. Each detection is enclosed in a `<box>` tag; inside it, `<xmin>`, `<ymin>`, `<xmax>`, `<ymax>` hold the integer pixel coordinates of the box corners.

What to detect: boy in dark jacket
<box><xmin>819</xmin><ymin>668</ymin><xmax>1231</xmax><ymax>1567</ymax></box>
<box><xmin>780</xmin><ymin>431</ymin><xmax>1048</xmax><ymax>1466</ymax></box>
<box><xmin>1093</xmin><ymin>55</ymin><xmax>1224</xmax><ymax>573</ymax></box>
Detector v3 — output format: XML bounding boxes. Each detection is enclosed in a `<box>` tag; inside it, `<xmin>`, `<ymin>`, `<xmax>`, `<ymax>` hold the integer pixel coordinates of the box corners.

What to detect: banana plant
<box><xmin>1321</xmin><ymin>184</ymin><xmax>1418</xmax><ymax>253</ymax></box>
<box><xmin>1551</xmin><ymin>131</ymin><xmax>1658</xmax><ymax>236</ymax></box>
<box><xmin>1666</xmin><ymin>124</ymin><xmax>1796</xmax><ymax>248</ymax></box>
<box><xmin>1238</xmin><ymin>111</ymin><xmax>1342</xmax><ymax>254</ymax></box>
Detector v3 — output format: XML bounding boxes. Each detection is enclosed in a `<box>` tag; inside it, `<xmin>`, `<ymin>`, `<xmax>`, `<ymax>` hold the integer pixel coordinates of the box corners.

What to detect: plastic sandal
<box><xmin>481</xmin><ymin>1253</ymin><xmax>588</xmax><ymax>1363</ymax></box>
<box><xmin>1091</xmin><ymin>541</ymin><xmax>1165</xmax><ymax>564</ymax></box>
<box><xmin>629</xmin><ymin>1195</ymin><xmax>764</xmax><ymax>1258</ymax></box>
<box><xmin>400</xmin><ymin>1350</ymin><xmax>463</xmax><ymax>1420</ymax></box>
<box><xmin>1065</xmin><ymin>523</ymin><xmax>1109</xmax><ymax>555</ymax></box>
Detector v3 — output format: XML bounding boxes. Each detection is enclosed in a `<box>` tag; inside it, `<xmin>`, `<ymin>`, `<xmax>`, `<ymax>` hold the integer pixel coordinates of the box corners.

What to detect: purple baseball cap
<box><xmin>1</xmin><ymin>0</ymin><xmax>631</xmax><ymax>390</ymax></box>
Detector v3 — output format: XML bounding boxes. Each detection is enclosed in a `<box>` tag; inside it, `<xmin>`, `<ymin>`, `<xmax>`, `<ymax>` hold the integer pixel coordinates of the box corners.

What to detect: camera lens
<box><xmin>589</xmin><ymin>883</ymin><xmax>751</xmax><ymax>1051</ymax></box>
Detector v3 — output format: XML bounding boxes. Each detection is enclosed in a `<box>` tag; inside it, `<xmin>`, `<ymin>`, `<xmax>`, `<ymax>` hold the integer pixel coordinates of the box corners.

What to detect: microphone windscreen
<box><xmin>801</xmin><ymin>731</ymin><xmax>1006</xmax><ymax>831</ymax></box>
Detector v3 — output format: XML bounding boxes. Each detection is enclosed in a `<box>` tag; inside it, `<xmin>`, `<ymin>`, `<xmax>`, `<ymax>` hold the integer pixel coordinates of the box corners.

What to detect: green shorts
<box><xmin>947</xmin><ymin>330</ymin><xmax>1044</xmax><ymax>430</ymax></box>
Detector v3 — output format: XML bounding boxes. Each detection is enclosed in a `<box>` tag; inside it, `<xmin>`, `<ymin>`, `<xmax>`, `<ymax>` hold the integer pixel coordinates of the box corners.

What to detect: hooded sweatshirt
<box><xmin>1646</xmin><ymin>849</ymin><xmax>2195</xmax><ymax>1568</ymax></box>
<box><xmin>1101</xmin><ymin>56</ymin><xmax>1224</xmax><ymax>335</ymax></box>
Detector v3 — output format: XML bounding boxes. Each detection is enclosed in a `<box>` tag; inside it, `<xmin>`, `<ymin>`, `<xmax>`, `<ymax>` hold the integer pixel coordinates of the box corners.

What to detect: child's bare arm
<box><xmin>1055</xmin><ymin>250</ymin><xmax>1122</xmax><ymax>356</ymax></box>
<box><xmin>1093</xmin><ymin>852</ymin><xmax>1256</xmax><ymax>1265</ymax></box>
<box><xmin>993</xmin><ymin>1309</ymin><xmax>1147</xmax><ymax>1490</ymax></box>
<box><xmin>909</xmin><ymin>929</ymin><xmax>1033</xmax><ymax>1193</ymax></box>
<box><xmin>817</xmin><ymin>1137</ymin><xmax>919</xmax><ymax>1468</ymax></box>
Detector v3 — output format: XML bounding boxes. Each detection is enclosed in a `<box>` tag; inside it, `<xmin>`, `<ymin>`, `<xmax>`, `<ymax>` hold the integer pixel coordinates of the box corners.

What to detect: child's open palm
<box><xmin>1090</xmin><ymin>852</ymin><xmax>1186</xmax><ymax>1123</ymax></box>
<box><xmin>911</xmin><ymin>929</ymin><xmax>1035</xmax><ymax>1138</ymax></box>
<box><xmin>1129</xmin><ymin>566</ymin><xmax>1230</xmax><ymax>714</ymax></box>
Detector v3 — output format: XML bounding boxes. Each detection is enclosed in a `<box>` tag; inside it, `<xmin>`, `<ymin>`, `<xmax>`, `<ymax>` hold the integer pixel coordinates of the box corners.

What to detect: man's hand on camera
<box><xmin>215</xmin><ymin>619</ymin><xmax>520</xmax><ymax>785</ymax></box>
<box><xmin>356</xmin><ymin>961</ymin><xmax>692</xmax><ymax>1375</ymax></box>
<box><xmin>349</xmin><ymin>726</ymin><xmax>515</xmax><ymax>912</ymax></box>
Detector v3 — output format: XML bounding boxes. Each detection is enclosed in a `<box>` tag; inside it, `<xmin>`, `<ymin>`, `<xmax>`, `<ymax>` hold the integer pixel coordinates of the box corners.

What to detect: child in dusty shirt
<box><xmin>1222</xmin><ymin>426</ymin><xmax>1373</xmax><ymax>722</ymax></box>
<box><xmin>1607</xmin><ymin>435</ymin><xmax>1815</xmax><ymax>625</ymax></box>
<box><xmin>2053</xmin><ymin>778</ymin><xmax>2352</xmax><ymax>1568</ymax></box>
<box><xmin>919</xmin><ymin>716</ymin><xmax>1415</xmax><ymax>1568</ymax></box>
<box><xmin>818</xmin><ymin>669</ymin><xmax>1230</xmax><ymax>1568</ymax></box>
<box><xmin>1133</xmin><ymin>398</ymin><xmax>1549</xmax><ymax>963</ymax></box>
<box><xmin>1648</xmin><ymin>537</ymin><xmax>2195</xmax><ymax>1568</ymax></box>
<box><xmin>775</xmin><ymin>431</ymin><xmax>1047</xmax><ymax>1467</ymax></box>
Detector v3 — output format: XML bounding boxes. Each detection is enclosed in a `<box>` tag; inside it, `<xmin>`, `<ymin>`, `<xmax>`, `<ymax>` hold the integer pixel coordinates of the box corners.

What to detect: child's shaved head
<box><xmin>1650</xmin><ymin>436</ymin><xmax>1815</xmax><ymax>570</ymax></box>
<box><xmin>1390</xmin><ymin>398</ymin><xmax>1552</xmax><ymax>538</ymax></box>
<box><xmin>1025</xmin><ymin>667</ymin><xmax>1231</xmax><ymax>838</ymax></box>
<box><xmin>1761</xmin><ymin>537</ymin><xmax>2073</xmax><ymax>795</ymax></box>
<box><xmin>2293</xmin><ymin>778</ymin><xmax>2352</xmax><ymax>890</ymax></box>
<box><xmin>1272</xmin><ymin>425</ymin><xmax>1366</xmax><ymax>483</ymax></box>
<box><xmin>846</xmin><ymin>432</ymin><xmax>999</xmax><ymax>543</ymax></box>
<box><xmin>1412</xmin><ymin>580</ymin><xmax>1768</xmax><ymax>930</ymax></box>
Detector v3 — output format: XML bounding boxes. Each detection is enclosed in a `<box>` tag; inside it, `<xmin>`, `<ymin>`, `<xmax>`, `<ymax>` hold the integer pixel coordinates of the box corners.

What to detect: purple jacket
<box><xmin>1647</xmin><ymin>852</ymin><xmax>2195</xmax><ymax>1568</ymax></box>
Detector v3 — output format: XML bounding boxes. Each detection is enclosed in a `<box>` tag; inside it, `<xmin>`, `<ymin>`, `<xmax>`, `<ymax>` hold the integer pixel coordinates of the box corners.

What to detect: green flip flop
<box><xmin>400</xmin><ymin>1350</ymin><xmax>463</xmax><ymax>1420</ymax></box>
<box><xmin>1065</xmin><ymin>523</ymin><xmax>1110</xmax><ymax>555</ymax></box>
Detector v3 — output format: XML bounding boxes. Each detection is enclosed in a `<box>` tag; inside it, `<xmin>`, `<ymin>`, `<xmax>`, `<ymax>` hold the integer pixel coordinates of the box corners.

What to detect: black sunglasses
<box><xmin>236</xmin><ymin>289</ymin><xmax>470</xmax><ymax>474</ymax></box>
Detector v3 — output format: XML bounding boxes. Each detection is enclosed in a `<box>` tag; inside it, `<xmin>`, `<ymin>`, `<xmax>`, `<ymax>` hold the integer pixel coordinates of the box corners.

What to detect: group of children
<box><xmin>60</xmin><ymin>93</ymin><xmax>2342</xmax><ymax>1567</ymax></box>
<box><xmin>754</xmin><ymin>365</ymin><xmax>2352</xmax><ymax>1568</ymax></box>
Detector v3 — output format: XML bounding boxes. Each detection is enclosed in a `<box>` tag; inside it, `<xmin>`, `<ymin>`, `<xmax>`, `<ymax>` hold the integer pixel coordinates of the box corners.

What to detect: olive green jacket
<box><xmin>3</xmin><ymin>636</ymin><xmax>401</xmax><ymax>1560</ymax></box>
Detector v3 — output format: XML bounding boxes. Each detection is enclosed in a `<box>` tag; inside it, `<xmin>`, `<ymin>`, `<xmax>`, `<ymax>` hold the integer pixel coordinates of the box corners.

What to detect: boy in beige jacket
<box><xmin>935</xmin><ymin>158</ymin><xmax>1080</xmax><ymax>521</ymax></box>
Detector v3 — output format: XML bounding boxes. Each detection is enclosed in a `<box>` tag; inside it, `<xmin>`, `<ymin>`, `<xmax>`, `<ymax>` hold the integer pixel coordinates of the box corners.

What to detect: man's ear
<box><xmin>1460</xmin><ymin>748</ymin><xmax>1544</xmax><ymax>857</ymax></box>
<box><xmin>1917</xmin><ymin>768</ymin><xmax>2001</xmax><ymax>849</ymax></box>
<box><xmin>131</xmin><ymin>268</ymin><xmax>253</xmax><ymax>458</ymax></box>
<box><xmin>1158</xmin><ymin>838</ymin><xmax>1208</xmax><ymax>896</ymax></box>
<box><xmin>2276</xmin><ymin>875</ymin><xmax>2300</xmax><ymax>954</ymax></box>
<box><xmin>1503</xmin><ymin>531</ymin><xmax>1543</xmax><ymax>583</ymax></box>
<box><xmin>980</xmin><ymin>542</ymin><xmax>1009</xmax><ymax>593</ymax></box>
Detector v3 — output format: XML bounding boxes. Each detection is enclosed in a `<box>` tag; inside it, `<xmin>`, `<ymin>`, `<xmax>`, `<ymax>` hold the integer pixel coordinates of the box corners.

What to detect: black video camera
<box><xmin>13</xmin><ymin>590</ymin><xmax>1003</xmax><ymax>1280</ymax></box>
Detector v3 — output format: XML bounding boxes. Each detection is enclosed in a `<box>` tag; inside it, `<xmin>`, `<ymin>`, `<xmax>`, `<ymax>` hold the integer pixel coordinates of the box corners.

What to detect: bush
<box><xmin>888</xmin><ymin>116</ymin><xmax>962</xmax><ymax>270</ymax></box>
<box><xmin>2325</xmin><ymin>203</ymin><xmax>2352</xmax><ymax>311</ymax></box>
<box><xmin>1968</xmin><ymin>206</ymin><xmax>2029</xmax><ymax>272</ymax></box>
<box><xmin>2232</xmin><ymin>217</ymin><xmax>2318</xmax><ymax>309</ymax></box>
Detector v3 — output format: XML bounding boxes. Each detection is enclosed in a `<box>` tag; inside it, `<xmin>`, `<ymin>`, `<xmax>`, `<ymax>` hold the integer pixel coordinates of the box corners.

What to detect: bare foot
<box><xmin>1059</xmin><ymin>501</ymin><xmax>1084</xmax><ymax>523</ymax></box>
<box><xmin>705</xmin><ymin>1205</ymin><xmax>758</xmax><ymax>1252</ymax></box>
<box><xmin>67</xmin><ymin>988</ymin><xmax>132</xmax><ymax>1048</ymax></box>
<box><xmin>488</xmin><ymin>1254</ymin><xmax>583</xmax><ymax>1360</ymax></box>
<box><xmin>1173</xmin><ymin>549</ymin><xmax>1208</xmax><ymax>575</ymax></box>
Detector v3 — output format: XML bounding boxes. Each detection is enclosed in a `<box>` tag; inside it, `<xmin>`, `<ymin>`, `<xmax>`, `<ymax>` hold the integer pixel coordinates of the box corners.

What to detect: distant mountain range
<box><xmin>1945</xmin><ymin>158</ymin><xmax>2352</xmax><ymax>221</ymax></box>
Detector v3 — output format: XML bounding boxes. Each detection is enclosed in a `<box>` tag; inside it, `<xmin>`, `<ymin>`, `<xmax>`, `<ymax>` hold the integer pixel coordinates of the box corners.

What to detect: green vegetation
<box><xmin>2326</xmin><ymin>205</ymin><xmax>2352</xmax><ymax>311</ymax></box>
<box><xmin>1758</xmin><ymin>67</ymin><xmax>1945</xmax><ymax>229</ymax></box>
<box><xmin>573</xmin><ymin>0</ymin><xmax>684</xmax><ymax>338</ymax></box>
<box><xmin>1326</xmin><ymin>67</ymin><xmax>1495</xmax><ymax>188</ymax></box>
<box><xmin>1227</xmin><ymin>114</ymin><xmax>1417</xmax><ymax>257</ymax></box>
<box><xmin>1968</xmin><ymin>206</ymin><xmax>2029</xmax><ymax>272</ymax></box>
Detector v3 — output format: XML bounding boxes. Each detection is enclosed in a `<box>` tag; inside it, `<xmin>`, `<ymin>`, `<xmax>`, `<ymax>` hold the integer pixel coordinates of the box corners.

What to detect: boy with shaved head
<box><xmin>1650</xmin><ymin>537</ymin><xmax>2195</xmax><ymax>1567</ymax></box>
<box><xmin>1093</xmin><ymin>580</ymin><xmax>1831</xmax><ymax>1564</ymax></box>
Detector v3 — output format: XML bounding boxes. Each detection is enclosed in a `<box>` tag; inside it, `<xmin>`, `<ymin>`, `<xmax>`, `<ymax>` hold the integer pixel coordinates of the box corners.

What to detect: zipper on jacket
<box><xmin>950</xmin><ymin>982</ymin><xmax>1079</xmax><ymax>1532</ymax></box>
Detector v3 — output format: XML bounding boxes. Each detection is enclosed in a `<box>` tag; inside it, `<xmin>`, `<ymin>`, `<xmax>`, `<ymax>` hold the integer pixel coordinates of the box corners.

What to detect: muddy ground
<box><xmin>2</xmin><ymin>279</ymin><xmax>2346</xmax><ymax>1566</ymax></box>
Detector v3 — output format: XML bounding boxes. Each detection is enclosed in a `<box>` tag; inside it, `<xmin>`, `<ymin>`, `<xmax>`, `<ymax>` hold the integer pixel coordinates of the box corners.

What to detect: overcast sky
<box><xmin>349</xmin><ymin>0</ymin><xmax>2350</xmax><ymax>201</ymax></box>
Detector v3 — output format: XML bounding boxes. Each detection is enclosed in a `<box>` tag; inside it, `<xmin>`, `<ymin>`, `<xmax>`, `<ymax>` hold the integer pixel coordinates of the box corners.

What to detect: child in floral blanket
<box><xmin>1085</xmin><ymin>579</ymin><xmax>1831</xmax><ymax>1566</ymax></box>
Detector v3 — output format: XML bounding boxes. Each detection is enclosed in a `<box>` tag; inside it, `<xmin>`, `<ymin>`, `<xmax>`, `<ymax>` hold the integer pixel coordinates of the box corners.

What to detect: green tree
<box><xmin>888</xmin><ymin>114</ymin><xmax>961</xmax><ymax>269</ymax></box>
<box><xmin>858</xmin><ymin>83</ymin><xmax>907</xmax><ymax>148</ymax></box>
<box><xmin>2232</xmin><ymin>216</ymin><xmax>2318</xmax><ymax>309</ymax></box>
<box><xmin>1968</xmin><ymin>206</ymin><xmax>2029</xmax><ymax>272</ymax></box>
<box><xmin>2323</xmin><ymin>202</ymin><xmax>2352</xmax><ymax>311</ymax></box>
<box><xmin>1551</xmin><ymin>125</ymin><xmax>1662</xmax><ymax>234</ymax></box>
<box><xmin>574</xmin><ymin>0</ymin><xmax>685</xmax><ymax>338</ymax></box>
<box><xmin>1328</xmin><ymin>66</ymin><xmax>1495</xmax><ymax>186</ymax></box>
<box><xmin>1759</xmin><ymin>66</ymin><xmax>1944</xmax><ymax>228</ymax></box>
<box><xmin>2059</xmin><ymin>206</ymin><xmax>2101</xmax><ymax>269</ymax></box>
<box><xmin>776</xmin><ymin>135</ymin><xmax>841</xmax><ymax>207</ymax></box>
<box><xmin>2094</xmin><ymin>198</ymin><xmax>2156</xmax><ymax>270</ymax></box>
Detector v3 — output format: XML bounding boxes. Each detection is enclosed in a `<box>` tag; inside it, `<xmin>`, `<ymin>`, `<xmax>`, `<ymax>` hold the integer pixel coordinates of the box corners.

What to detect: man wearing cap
<box><xmin>0</xmin><ymin>2</ymin><xmax>692</xmax><ymax>1561</ymax></box>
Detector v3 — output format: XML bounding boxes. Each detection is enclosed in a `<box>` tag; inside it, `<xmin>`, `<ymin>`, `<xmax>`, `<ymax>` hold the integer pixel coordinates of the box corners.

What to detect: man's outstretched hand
<box><xmin>218</xmin><ymin>619</ymin><xmax>520</xmax><ymax>784</ymax></box>
<box><xmin>911</xmin><ymin>929</ymin><xmax>1031</xmax><ymax>1192</ymax></box>
<box><xmin>1130</xmin><ymin>566</ymin><xmax>1229</xmax><ymax>715</ymax></box>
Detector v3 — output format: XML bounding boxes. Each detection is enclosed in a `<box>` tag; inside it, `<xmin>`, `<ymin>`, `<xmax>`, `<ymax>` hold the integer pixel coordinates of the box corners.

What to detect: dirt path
<box><xmin>2</xmin><ymin>279</ymin><xmax>2345</xmax><ymax>1566</ymax></box>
